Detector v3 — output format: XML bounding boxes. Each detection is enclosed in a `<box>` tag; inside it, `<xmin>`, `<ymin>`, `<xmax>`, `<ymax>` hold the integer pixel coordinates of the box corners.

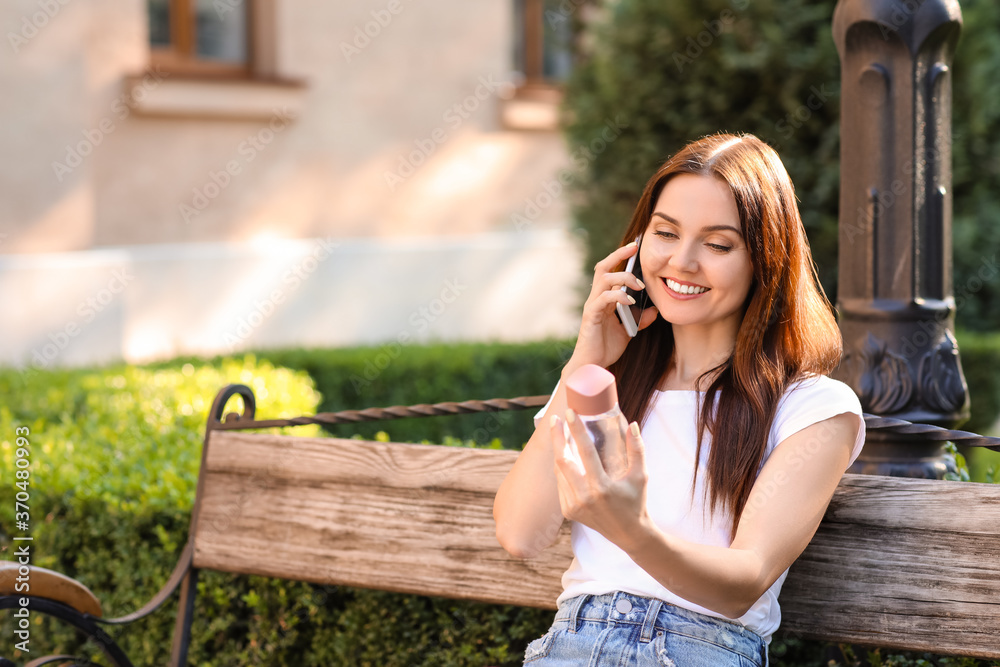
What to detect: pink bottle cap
<box><xmin>565</xmin><ymin>364</ymin><xmax>619</xmax><ymax>416</ymax></box>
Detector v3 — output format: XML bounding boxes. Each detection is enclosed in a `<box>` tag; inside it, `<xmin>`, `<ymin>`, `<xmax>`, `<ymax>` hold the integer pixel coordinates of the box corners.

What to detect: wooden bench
<box><xmin>3</xmin><ymin>383</ymin><xmax>1000</xmax><ymax>665</ymax></box>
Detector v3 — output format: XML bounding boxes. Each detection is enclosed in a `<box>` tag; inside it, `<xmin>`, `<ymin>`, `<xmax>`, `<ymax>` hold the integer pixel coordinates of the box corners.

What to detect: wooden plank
<box><xmin>817</xmin><ymin>474</ymin><xmax>1000</xmax><ymax>533</ymax></box>
<box><xmin>193</xmin><ymin>431</ymin><xmax>570</xmax><ymax>608</ymax></box>
<box><xmin>193</xmin><ymin>432</ymin><xmax>1000</xmax><ymax>658</ymax></box>
<box><xmin>780</xmin><ymin>475</ymin><xmax>1000</xmax><ymax>659</ymax></box>
<box><xmin>0</xmin><ymin>562</ymin><xmax>103</xmax><ymax>617</ymax></box>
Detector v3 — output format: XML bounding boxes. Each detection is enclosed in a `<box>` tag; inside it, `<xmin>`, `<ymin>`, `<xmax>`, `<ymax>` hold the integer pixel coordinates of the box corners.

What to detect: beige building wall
<box><xmin>0</xmin><ymin>0</ymin><xmax>587</xmax><ymax>367</ymax></box>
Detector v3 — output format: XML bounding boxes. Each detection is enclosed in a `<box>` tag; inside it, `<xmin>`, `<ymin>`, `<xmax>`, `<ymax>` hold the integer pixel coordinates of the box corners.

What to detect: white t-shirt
<box><xmin>532</xmin><ymin>373</ymin><xmax>865</xmax><ymax>644</ymax></box>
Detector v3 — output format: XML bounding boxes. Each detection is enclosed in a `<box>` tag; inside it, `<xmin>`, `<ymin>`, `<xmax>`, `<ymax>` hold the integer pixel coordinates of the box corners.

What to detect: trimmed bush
<box><xmin>0</xmin><ymin>355</ymin><xmax>552</xmax><ymax>666</ymax></box>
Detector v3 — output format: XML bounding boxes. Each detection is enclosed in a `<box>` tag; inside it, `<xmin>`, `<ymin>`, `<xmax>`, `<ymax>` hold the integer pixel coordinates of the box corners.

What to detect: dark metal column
<box><xmin>832</xmin><ymin>0</ymin><xmax>968</xmax><ymax>477</ymax></box>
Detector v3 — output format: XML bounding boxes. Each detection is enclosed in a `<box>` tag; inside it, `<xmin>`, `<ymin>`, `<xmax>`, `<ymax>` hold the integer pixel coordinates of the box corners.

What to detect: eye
<box><xmin>654</xmin><ymin>231</ymin><xmax>677</xmax><ymax>240</ymax></box>
<box><xmin>707</xmin><ymin>243</ymin><xmax>733</xmax><ymax>252</ymax></box>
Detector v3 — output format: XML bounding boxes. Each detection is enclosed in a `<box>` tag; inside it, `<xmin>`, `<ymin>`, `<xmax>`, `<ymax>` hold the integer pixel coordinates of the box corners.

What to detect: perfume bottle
<box><xmin>564</xmin><ymin>364</ymin><xmax>629</xmax><ymax>479</ymax></box>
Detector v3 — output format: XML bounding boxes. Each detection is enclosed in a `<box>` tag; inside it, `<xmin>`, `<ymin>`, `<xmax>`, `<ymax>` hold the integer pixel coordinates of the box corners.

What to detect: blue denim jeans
<box><xmin>522</xmin><ymin>591</ymin><xmax>769</xmax><ymax>666</ymax></box>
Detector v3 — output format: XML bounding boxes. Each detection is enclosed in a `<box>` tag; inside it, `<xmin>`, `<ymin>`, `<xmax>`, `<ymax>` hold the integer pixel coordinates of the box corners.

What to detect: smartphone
<box><xmin>615</xmin><ymin>234</ymin><xmax>645</xmax><ymax>337</ymax></box>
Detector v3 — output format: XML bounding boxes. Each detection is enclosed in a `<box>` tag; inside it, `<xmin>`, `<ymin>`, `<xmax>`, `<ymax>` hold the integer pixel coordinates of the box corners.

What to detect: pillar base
<box><xmin>848</xmin><ymin>439</ymin><xmax>957</xmax><ymax>479</ymax></box>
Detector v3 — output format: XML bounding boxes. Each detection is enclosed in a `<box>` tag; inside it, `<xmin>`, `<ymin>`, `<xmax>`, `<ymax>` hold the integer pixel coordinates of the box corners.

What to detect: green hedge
<box><xmin>255</xmin><ymin>339</ymin><xmax>575</xmax><ymax>448</ymax></box>
<box><xmin>0</xmin><ymin>357</ymin><xmax>322</xmax><ymax>519</ymax></box>
<box><xmin>146</xmin><ymin>338</ymin><xmax>578</xmax><ymax>452</ymax></box>
<box><xmin>2</xmin><ymin>341</ymin><xmax>999</xmax><ymax>665</ymax></box>
<box><xmin>951</xmin><ymin>330</ymin><xmax>1000</xmax><ymax>483</ymax></box>
<box><xmin>0</xmin><ymin>355</ymin><xmax>553</xmax><ymax>666</ymax></box>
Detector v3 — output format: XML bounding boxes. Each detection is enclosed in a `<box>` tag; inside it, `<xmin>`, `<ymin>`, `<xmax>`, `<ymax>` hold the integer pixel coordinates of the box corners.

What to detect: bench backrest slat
<box><xmin>193</xmin><ymin>431</ymin><xmax>1000</xmax><ymax>659</ymax></box>
<box><xmin>780</xmin><ymin>474</ymin><xmax>1000</xmax><ymax>657</ymax></box>
<box><xmin>193</xmin><ymin>431</ymin><xmax>568</xmax><ymax>607</ymax></box>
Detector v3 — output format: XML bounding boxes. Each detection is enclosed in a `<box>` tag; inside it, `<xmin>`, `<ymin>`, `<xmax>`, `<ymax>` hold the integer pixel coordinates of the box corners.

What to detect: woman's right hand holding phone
<box><xmin>567</xmin><ymin>240</ymin><xmax>659</xmax><ymax>373</ymax></box>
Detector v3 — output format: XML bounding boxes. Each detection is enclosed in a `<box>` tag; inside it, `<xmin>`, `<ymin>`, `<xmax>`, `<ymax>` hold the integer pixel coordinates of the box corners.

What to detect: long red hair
<box><xmin>608</xmin><ymin>133</ymin><xmax>842</xmax><ymax>538</ymax></box>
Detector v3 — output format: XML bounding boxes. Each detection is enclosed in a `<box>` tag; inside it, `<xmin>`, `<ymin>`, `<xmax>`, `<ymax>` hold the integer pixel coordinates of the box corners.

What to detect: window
<box><xmin>514</xmin><ymin>0</ymin><xmax>574</xmax><ymax>87</ymax></box>
<box><xmin>503</xmin><ymin>0</ymin><xmax>574</xmax><ymax>129</ymax></box>
<box><xmin>147</xmin><ymin>0</ymin><xmax>251</xmax><ymax>77</ymax></box>
<box><xmin>134</xmin><ymin>0</ymin><xmax>301</xmax><ymax>120</ymax></box>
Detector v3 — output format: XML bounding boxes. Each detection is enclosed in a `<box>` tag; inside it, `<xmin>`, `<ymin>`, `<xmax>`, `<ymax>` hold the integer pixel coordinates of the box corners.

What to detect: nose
<box><xmin>667</xmin><ymin>239</ymin><xmax>699</xmax><ymax>274</ymax></box>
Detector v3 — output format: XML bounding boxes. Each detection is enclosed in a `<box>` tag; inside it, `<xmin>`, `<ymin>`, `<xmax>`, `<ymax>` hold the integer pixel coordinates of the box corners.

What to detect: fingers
<box><xmin>549</xmin><ymin>415</ymin><xmax>572</xmax><ymax>514</ymax></box>
<box><xmin>594</xmin><ymin>240</ymin><xmax>638</xmax><ymax>275</ymax></box>
<box><xmin>602</xmin><ymin>287</ymin><xmax>638</xmax><ymax>310</ymax></box>
<box><xmin>592</xmin><ymin>243</ymin><xmax>640</xmax><ymax>291</ymax></box>
<box><xmin>550</xmin><ymin>414</ymin><xmax>585</xmax><ymax>477</ymax></box>
<box><xmin>599</xmin><ymin>270</ymin><xmax>646</xmax><ymax>293</ymax></box>
<box><xmin>564</xmin><ymin>409</ymin><xmax>604</xmax><ymax>478</ymax></box>
<box><xmin>592</xmin><ymin>239</ymin><xmax>642</xmax><ymax>289</ymax></box>
<box><xmin>625</xmin><ymin>419</ymin><xmax>648</xmax><ymax>481</ymax></box>
<box><xmin>581</xmin><ymin>286</ymin><xmax>639</xmax><ymax>324</ymax></box>
<box><xmin>550</xmin><ymin>413</ymin><xmax>564</xmax><ymax>448</ymax></box>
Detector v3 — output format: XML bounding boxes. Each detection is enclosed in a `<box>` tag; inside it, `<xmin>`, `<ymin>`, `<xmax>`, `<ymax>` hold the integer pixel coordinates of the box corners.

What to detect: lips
<box><xmin>664</xmin><ymin>277</ymin><xmax>710</xmax><ymax>295</ymax></box>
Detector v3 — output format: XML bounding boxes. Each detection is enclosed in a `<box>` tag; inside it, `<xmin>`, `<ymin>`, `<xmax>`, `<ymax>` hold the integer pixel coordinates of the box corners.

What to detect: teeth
<box><xmin>666</xmin><ymin>278</ymin><xmax>708</xmax><ymax>295</ymax></box>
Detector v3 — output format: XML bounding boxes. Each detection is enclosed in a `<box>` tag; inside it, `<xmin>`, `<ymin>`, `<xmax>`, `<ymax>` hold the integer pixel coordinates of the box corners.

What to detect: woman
<box><xmin>493</xmin><ymin>133</ymin><xmax>865</xmax><ymax>666</ymax></box>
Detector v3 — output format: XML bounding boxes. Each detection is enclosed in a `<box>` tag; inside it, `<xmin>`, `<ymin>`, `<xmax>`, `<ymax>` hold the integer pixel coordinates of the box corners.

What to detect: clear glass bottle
<box><xmin>564</xmin><ymin>364</ymin><xmax>629</xmax><ymax>479</ymax></box>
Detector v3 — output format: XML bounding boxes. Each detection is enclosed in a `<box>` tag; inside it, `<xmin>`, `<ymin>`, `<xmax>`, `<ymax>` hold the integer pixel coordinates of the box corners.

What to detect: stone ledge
<box><xmin>124</xmin><ymin>74</ymin><xmax>308</xmax><ymax>121</ymax></box>
<box><xmin>500</xmin><ymin>84</ymin><xmax>564</xmax><ymax>131</ymax></box>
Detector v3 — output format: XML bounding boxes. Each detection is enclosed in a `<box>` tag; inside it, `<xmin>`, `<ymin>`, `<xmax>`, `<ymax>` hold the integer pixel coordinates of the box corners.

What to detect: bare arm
<box><xmin>494</xmin><ymin>239</ymin><xmax>657</xmax><ymax>559</ymax></box>
<box><xmin>493</xmin><ymin>361</ymin><xmax>586</xmax><ymax>558</ymax></box>
<box><xmin>622</xmin><ymin>412</ymin><xmax>861</xmax><ymax>618</ymax></box>
<box><xmin>551</xmin><ymin>405</ymin><xmax>861</xmax><ymax>618</ymax></box>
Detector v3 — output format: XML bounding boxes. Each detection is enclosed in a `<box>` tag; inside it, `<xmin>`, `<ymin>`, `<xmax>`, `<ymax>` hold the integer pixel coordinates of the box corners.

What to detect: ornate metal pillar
<box><xmin>832</xmin><ymin>0</ymin><xmax>969</xmax><ymax>477</ymax></box>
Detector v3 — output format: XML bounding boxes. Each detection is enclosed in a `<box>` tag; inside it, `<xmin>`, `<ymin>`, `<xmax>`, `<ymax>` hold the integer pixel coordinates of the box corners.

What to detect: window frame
<box><xmin>521</xmin><ymin>0</ymin><xmax>545</xmax><ymax>86</ymax></box>
<box><xmin>149</xmin><ymin>0</ymin><xmax>254</xmax><ymax>79</ymax></box>
<box><xmin>516</xmin><ymin>0</ymin><xmax>575</xmax><ymax>88</ymax></box>
<box><xmin>502</xmin><ymin>0</ymin><xmax>574</xmax><ymax>130</ymax></box>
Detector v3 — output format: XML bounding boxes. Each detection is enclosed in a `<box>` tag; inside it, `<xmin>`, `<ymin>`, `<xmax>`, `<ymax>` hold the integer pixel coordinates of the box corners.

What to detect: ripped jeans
<box><xmin>523</xmin><ymin>591</ymin><xmax>768</xmax><ymax>667</ymax></box>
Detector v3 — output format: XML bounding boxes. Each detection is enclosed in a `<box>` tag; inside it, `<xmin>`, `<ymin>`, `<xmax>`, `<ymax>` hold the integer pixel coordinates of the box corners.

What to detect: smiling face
<box><xmin>640</xmin><ymin>173</ymin><xmax>754</xmax><ymax>336</ymax></box>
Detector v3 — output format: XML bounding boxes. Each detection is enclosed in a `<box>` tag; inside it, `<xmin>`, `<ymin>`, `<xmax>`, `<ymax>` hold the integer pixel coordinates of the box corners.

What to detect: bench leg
<box><xmin>168</xmin><ymin>567</ymin><xmax>198</xmax><ymax>667</ymax></box>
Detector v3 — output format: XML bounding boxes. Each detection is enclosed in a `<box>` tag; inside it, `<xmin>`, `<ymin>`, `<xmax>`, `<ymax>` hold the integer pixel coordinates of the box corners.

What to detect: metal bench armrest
<box><xmin>96</xmin><ymin>539</ymin><xmax>193</xmax><ymax>626</ymax></box>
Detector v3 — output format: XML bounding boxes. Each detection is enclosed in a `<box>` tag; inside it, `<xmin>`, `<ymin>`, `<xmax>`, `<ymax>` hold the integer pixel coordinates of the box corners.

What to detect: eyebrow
<box><xmin>651</xmin><ymin>211</ymin><xmax>742</xmax><ymax>236</ymax></box>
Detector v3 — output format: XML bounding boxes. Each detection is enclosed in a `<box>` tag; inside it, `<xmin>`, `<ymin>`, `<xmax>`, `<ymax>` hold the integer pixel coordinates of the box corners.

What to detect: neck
<box><xmin>664</xmin><ymin>321</ymin><xmax>740</xmax><ymax>390</ymax></box>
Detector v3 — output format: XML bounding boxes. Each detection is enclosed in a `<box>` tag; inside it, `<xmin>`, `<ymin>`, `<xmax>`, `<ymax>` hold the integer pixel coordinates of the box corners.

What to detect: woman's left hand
<box><xmin>550</xmin><ymin>410</ymin><xmax>652</xmax><ymax>553</ymax></box>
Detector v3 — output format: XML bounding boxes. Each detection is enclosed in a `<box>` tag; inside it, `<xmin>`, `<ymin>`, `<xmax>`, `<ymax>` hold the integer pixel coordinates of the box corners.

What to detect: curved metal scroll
<box><xmin>207</xmin><ymin>383</ymin><xmax>257</xmax><ymax>427</ymax></box>
<box><xmin>0</xmin><ymin>597</ymin><xmax>132</xmax><ymax>667</ymax></box>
